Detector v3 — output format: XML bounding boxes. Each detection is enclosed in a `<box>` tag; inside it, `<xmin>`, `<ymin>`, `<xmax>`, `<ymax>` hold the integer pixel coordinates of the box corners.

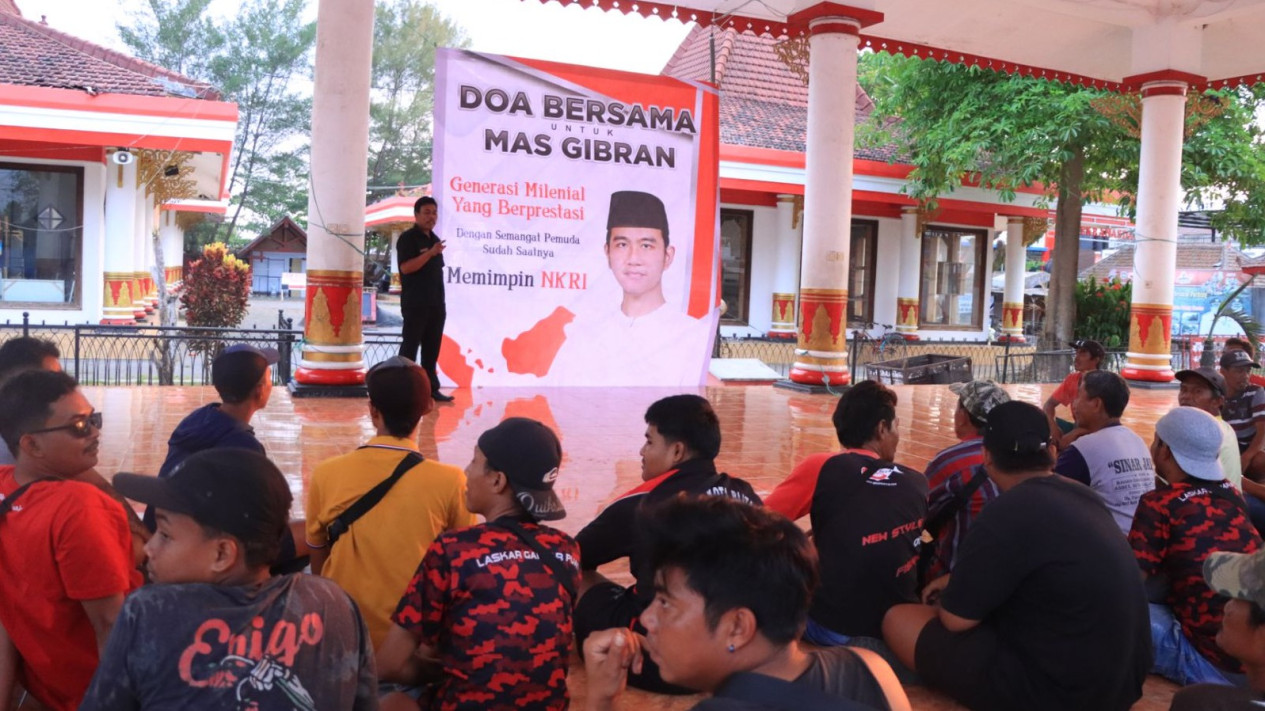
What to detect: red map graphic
<box><xmin>438</xmin><ymin>334</ymin><xmax>475</xmax><ymax>388</ymax></box>
<box><xmin>502</xmin><ymin>307</ymin><xmax>575</xmax><ymax>376</ymax></box>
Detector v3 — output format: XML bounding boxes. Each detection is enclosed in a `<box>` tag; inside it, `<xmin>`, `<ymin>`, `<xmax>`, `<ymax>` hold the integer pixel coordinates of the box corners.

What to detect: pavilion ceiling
<box><xmin>529</xmin><ymin>0</ymin><xmax>1265</xmax><ymax>89</ymax></box>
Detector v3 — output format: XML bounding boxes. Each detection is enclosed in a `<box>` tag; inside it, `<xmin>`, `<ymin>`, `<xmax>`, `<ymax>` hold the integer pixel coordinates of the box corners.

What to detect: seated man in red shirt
<box><xmin>1129</xmin><ymin>406</ymin><xmax>1262</xmax><ymax>686</ymax></box>
<box><xmin>1042</xmin><ymin>338</ymin><xmax>1104</xmax><ymax>449</ymax></box>
<box><xmin>0</xmin><ymin>370</ymin><xmax>139</xmax><ymax>711</ymax></box>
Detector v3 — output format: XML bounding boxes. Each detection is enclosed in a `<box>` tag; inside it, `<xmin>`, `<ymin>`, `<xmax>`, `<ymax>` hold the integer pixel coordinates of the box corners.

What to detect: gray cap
<box><xmin>1155</xmin><ymin>406</ymin><xmax>1225</xmax><ymax>481</ymax></box>
<box><xmin>949</xmin><ymin>380</ymin><xmax>1010</xmax><ymax>423</ymax></box>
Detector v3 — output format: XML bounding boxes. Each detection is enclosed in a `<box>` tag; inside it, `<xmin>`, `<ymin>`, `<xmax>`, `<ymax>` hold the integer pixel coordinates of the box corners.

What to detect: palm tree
<box><xmin>1199</xmin><ymin>277</ymin><xmax>1263</xmax><ymax>367</ymax></box>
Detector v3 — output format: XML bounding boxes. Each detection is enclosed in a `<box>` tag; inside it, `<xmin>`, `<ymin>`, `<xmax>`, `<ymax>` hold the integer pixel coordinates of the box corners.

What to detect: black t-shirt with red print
<box><xmin>1129</xmin><ymin>479</ymin><xmax>1263</xmax><ymax>671</ymax></box>
<box><xmin>392</xmin><ymin>517</ymin><xmax>580</xmax><ymax>711</ymax></box>
<box><xmin>808</xmin><ymin>449</ymin><xmax>928</xmax><ymax>638</ymax></box>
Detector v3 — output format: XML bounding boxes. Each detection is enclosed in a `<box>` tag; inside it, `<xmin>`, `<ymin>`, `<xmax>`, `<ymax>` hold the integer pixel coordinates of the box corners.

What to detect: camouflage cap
<box><xmin>948</xmin><ymin>380</ymin><xmax>1011</xmax><ymax>423</ymax></box>
<box><xmin>1204</xmin><ymin>548</ymin><xmax>1265</xmax><ymax>609</ymax></box>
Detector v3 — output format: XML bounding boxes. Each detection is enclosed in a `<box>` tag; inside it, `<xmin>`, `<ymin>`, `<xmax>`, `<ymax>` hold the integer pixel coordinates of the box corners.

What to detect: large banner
<box><xmin>431</xmin><ymin>49</ymin><xmax>720</xmax><ymax>387</ymax></box>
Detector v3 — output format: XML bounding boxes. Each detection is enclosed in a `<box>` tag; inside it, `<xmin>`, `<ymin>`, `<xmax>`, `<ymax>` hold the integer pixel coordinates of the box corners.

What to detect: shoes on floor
<box><xmin>432</xmin><ymin>391</ymin><xmax>455</xmax><ymax>402</ymax></box>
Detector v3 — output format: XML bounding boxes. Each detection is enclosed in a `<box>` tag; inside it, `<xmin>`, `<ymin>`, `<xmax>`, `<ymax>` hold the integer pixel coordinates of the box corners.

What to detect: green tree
<box><xmin>367</xmin><ymin>1</ymin><xmax>469</xmax><ymax>192</ymax></box>
<box><xmin>119</xmin><ymin>0</ymin><xmax>315</xmax><ymax>248</ymax></box>
<box><xmin>857</xmin><ymin>53</ymin><xmax>1265</xmax><ymax>346</ymax></box>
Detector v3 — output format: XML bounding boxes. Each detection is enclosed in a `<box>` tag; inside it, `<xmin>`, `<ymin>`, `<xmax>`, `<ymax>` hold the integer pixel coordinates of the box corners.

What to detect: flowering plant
<box><xmin>180</xmin><ymin>242</ymin><xmax>252</xmax><ymax>328</ymax></box>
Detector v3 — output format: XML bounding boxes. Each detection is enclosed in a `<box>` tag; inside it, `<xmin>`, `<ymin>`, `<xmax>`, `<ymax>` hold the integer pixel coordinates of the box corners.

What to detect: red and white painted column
<box><xmin>293</xmin><ymin>0</ymin><xmax>374</xmax><ymax>388</ymax></box>
<box><xmin>787</xmin><ymin>4</ymin><xmax>882</xmax><ymax>386</ymax></box>
<box><xmin>894</xmin><ymin>206</ymin><xmax>920</xmax><ymax>340</ymax></box>
<box><xmin>1121</xmin><ymin>76</ymin><xmax>1191</xmax><ymax>382</ymax></box>
<box><xmin>768</xmin><ymin>194</ymin><xmax>800</xmax><ymax>338</ymax></box>
<box><xmin>102</xmin><ymin>155</ymin><xmax>139</xmax><ymax>324</ymax></box>
<box><xmin>999</xmin><ymin>216</ymin><xmax>1026</xmax><ymax>343</ymax></box>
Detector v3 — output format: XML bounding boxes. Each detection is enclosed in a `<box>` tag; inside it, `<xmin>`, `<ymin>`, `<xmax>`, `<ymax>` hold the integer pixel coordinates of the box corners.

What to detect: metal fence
<box><xmin>0</xmin><ymin>313</ymin><xmax>405</xmax><ymax>386</ymax></box>
<box><xmin>719</xmin><ymin>336</ymin><xmax>1040</xmax><ymax>381</ymax></box>
<box><xmin>2</xmin><ymin>312</ymin><xmax>1196</xmax><ymax>387</ymax></box>
<box><xmin>720</xmin><ymin>335</ymin><xmax>1195</xmax><ymax>385</ymax></box>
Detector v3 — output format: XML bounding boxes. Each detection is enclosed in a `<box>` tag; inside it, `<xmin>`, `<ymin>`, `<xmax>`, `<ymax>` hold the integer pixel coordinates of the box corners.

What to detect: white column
<box><xmin>1123</xmin><ymin>80</ymin><xmax>1187</xmax><ymax>383</ymax></box>
<box><xmin>102</xmin><ymin>157</ymin><xmax>138</xmax><ymax>324</ymax></box>
<box><xmin>144</xmin><ymin>195</ymin><xmax>158</xmax><ymax>306</ymax></box>
<box><xmin>388</xmin><ymin>226</ymin><xmax>403</xmax><ymax>294</ymax></box>
<box><xmin>294</xmin><ymin>0</ymin><xmax>374</xmax><ymax>388</ymax></box>
<box><xmin>895</xmin><ymin>206</ymin><xmax>920</xmax><ymax>339</ymax></box>
<box><xmin>130</xmin><ymin>187</ymin><xmax>149</xmax><ymax>318</ymax></box>
<box><xmin>768</xmin><ymin>194</ymin><xmax>800</xmax><ymax>338</ymax></box>
<box><xmin>789</xmin><ymin>16</ymin><xmax>861</xmax><ymax>386</ymax></box>
<box><xmin>159</xmin><ymin>210</ymin><xmax>184</xmax><ymax>287</ymax></box>
<box><xmin>1000</xmin><ymin>216</ymin><xmax>1026</xmax><ymax>342</ymax></box>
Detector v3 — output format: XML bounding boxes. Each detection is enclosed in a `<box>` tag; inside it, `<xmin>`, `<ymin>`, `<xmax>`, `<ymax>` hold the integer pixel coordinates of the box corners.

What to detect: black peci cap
<box><xmin>606</xmin><ymin>191</ymin><xmax>669</xmax><ymax>241</ymax></box>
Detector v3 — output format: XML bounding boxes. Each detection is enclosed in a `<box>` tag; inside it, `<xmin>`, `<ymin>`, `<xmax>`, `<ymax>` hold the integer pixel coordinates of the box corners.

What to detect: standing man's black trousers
<box><xmin>399</xmin><ymin>303</ymin><xmax>447</xmax><ymax>394</ymax></box>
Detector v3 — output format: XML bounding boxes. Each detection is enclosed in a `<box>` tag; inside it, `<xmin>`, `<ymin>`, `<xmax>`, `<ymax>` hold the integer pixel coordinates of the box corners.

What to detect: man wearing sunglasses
<box><xmin>0</xmin><ymin>370</ymin><xmax>139</xmax><ymax>711</ymax></box>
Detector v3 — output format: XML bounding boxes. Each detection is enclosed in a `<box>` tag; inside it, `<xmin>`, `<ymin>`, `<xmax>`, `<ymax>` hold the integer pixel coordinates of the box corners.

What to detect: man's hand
<box><xmin>583</xmin><ymin>628</ymin><xmax>643</xmax><ymax>711</ymax></box>
<box><xmin>429</xmin><ymin>240</ymin><xmax>446</xmax><ymax>256</ymax></box>
<box><xmin>921</xmin><ymin>574</ymin><xmax>951</xmax><ymax>606</ymax></box>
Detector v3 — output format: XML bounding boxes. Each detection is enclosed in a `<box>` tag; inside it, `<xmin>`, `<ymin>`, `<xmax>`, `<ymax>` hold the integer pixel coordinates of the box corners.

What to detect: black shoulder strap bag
<box><xmin>917</xmin><ymin>469</ymin><xmax>990</xmax><ymax>586</ymax></box>
<box><xmin>326</xmin><ymin>451</ymin><xmax>423</xmax><ymax>545</ymax></box>
<box><xmin>490</xmin><ymin>518</ymin><xmax>578</xmax><ymax>603</ymax></box>
<box><xmin>0</xmin><ymin>477</ymin><xmax>55</xmax><ymax>519</ymax></box>
<box><xmin>713</xmin><ymin>671</ymin><xmax>877</xmax><ymax>711</ymax></box>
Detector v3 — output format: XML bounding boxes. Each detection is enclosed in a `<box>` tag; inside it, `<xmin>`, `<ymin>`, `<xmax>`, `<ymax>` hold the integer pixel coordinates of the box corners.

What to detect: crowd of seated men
<box><xmin>2</xmin><ymin>334</ymin><xmax>1265</xmax><ymax>711</ymax></box>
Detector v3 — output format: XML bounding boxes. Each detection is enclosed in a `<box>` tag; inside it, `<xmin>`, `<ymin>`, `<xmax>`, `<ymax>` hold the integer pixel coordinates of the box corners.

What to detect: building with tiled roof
<box><xmin>0</xmin><ymin>1</ymin><xmax>237</xmax><ymax>323</ymax></box>
<box><xmin>663</xmin><ymin>26</ymin><xmax>900</xmax><ymax>160</ymax></box>
<box><xmin>1082</xmin><ymin>243</ymin><xmax>1265</xmax><ymax>287</ymax></box>
<box><xmin>659</xmin><ymin>25</ymin><xmax>1131</xmax><ymax>341</ymax></box>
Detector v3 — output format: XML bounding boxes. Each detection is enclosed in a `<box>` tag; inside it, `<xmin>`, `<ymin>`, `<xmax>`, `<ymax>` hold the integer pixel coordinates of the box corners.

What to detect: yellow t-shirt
<box><xmin>305</xmin><ymin>436</ymin><xmax>477</xmax><ymax>647</ymax></box>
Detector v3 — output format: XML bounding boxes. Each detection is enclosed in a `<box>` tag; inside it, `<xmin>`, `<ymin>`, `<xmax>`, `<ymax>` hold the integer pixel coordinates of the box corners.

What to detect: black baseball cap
<box><xmin>477</xmin><ymin>417</ymin><xmax>565</xmax><ymax>521</ymax></box>
<box><xmin>983</xmin><ymin>400</ymin><xmax>1052</xmax><ymax>455</ymax></box>
<box><xmin>1071</xmin><ymin>339</ymin><xmax>1106</xmax><ymax>359</ymax></box>
<box><xmin>114</xmin><ymin>449</ymin><xmax>292</xmax><ymax>548</ymax></box>
<box><xmin>212</xmin><ymin>344</ymin><xmax>279</xmax><ymax>399</ymax></box>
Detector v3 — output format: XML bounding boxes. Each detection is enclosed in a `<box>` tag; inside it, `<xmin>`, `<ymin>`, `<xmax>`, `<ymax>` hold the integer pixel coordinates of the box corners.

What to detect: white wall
<box><xmin>869</xmin><ymin>216</ymin><xmax>902</xmax><ymax>332</ymax></box>
<box><xmin>742</xmin><ymin>204</ymin><xmax>782</xmax><ymax>335</ymax></box>
<box><xmin>0</xmin><ymin>159</ymin><xmax>107</xmax><ymax>325</ymax></box>
<box><xmin>713</xmin><ymin>205</ymin><xmax>998</xmax><ymax>342</ymax></box>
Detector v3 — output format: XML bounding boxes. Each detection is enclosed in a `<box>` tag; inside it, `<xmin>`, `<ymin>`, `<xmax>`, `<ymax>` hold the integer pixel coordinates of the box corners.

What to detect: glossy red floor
<box><xmin>84</xmin><ymin>380</ymin><xmax>1182</xmax><ymax>709</ymax></box>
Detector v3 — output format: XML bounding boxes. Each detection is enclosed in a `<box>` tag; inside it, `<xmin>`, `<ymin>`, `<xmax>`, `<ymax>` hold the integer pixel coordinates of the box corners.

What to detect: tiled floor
<box><xmin>83</xmin><ymin>380</ymin><xmax>1182</xmax><ymax>709</ymax></box>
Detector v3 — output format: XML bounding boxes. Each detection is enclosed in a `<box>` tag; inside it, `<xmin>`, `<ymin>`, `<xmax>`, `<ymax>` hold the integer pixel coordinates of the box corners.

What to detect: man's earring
<box><xmin>727</xmin><ymin>644</ymin><xmax>735</xmax><ymax>653</ymax></box>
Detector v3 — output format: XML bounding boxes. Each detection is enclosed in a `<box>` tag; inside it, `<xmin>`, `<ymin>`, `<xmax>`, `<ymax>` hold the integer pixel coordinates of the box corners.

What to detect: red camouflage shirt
<box><xmin>392</xmin><ymin>519</ymin><xmax>580</xmax><ymax>711</ymax></box>
<box><xmin>1128</xmin><ymin>480</ymin><xmax>1262</xmax><ymax>671</ymax></box>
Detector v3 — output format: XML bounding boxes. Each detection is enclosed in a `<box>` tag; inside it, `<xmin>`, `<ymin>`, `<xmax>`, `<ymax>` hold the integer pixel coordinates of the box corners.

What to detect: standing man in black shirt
<box><xmin>396</xmin><ymin>196</ymin><xmax>453</xmax><ymax>402</ymax></box>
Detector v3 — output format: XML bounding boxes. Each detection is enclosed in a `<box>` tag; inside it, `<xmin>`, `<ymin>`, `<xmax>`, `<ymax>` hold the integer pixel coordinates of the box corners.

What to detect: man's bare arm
<box><xmin>81</xmin><ymin>594</ymin><xmax>125</xmax><ymax>656</ymax></box>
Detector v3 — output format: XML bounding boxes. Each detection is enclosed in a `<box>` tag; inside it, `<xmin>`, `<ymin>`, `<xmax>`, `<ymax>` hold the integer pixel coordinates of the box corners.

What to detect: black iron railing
<box><xmin>2</xmin><ymin>312</ymin><xmax>405</xmax><ymax>386</ymax></box>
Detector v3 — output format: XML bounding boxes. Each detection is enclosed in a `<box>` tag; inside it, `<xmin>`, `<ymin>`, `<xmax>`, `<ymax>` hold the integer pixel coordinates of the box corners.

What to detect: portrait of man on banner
<box><xmin>548</xmin><ymin>190</ymin><xmax>712</xmax><ymax>386</ymax></box>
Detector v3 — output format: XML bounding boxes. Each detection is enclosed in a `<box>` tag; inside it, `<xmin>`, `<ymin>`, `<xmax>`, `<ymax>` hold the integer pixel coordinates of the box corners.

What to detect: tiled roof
<box><xmin>0</xmin><ymin>6</ymin><xmax>219</xmax><ymax>99</ymax></box>
<box><xmin>1081</xmin><ymin>243</ymin><xmax>1265</xmax><ymax>285</ymax></box>
<box><xmin>662</xmin><ymin>25</ymin><xmax>904</xmax><ymax>160</ymax></box>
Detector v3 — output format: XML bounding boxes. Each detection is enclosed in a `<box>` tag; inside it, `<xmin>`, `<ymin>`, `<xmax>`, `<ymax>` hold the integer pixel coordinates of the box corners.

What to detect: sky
<box><xmin>17</xmin><ymin>0</ymin><xmax>695</xmax><ymax>74</ymax></box>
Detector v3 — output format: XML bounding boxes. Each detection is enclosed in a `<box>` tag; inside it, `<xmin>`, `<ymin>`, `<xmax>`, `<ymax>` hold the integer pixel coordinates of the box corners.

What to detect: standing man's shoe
<box><xmin>432</xmin><ymin>391</ymin><xmax>455</xmax><ymax>403</ymax></box>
